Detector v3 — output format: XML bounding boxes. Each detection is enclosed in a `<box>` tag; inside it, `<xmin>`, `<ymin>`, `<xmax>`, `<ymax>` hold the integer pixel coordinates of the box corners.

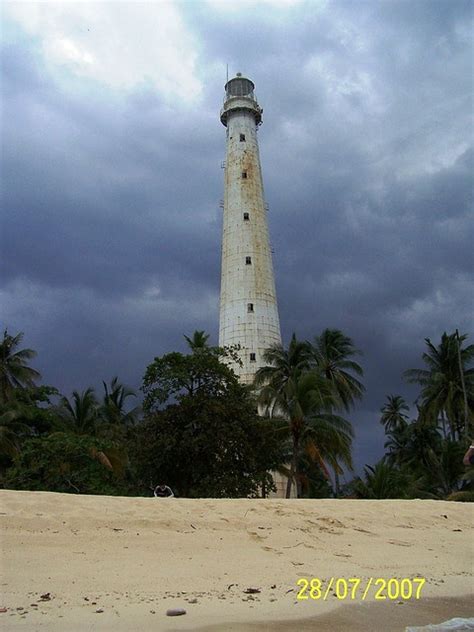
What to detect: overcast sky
<box><xmin>2</xmin><ymin>0</ymin><xmax>473</xmax><ymax>477</ymax></box>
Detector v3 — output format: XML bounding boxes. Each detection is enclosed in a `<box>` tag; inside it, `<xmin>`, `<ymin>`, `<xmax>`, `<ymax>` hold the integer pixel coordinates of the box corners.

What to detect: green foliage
<box><xmin>310</xmin><ymin>328</ymin><xmax>365</xmax><ymax>411</ymax></box>
<box><xmin>56</xmin><ymin>387</ymin><xmax>99</xmax><ymax>435</ymax></box>
<box><xmin>446</xmin><ymin>490</ymin><xmax>474</xmax><ymax>502</ymax></box>
<box><xmin>0</xmin><ymin>386</ymin><xmax>60</xmax><ymax>469</ymax></box>
<box><xmin>381</xmin><ymin>404</ymin><xmax>471</xmax><ymax>499</ymax></box>
<box><xmin>0</xmin><ymin>330</ymin><xmax>41</xmax><ymax>403</ymax></box>
<box><xmin>380</xmin><ymin>395</ymin><xmax>409</xmax><ymax>433</ymax></box>
<box><xmin>142</xmin><ymin>341</ymin><xmax>242</xmax><ymax>413</ymax></box>
<box><xmin>3</xmin><ymin>324</ymin><xmax>472</xmax><ymax>503</ymax></box>
<box><xmin>254</xmin><ymin>334</ymin><xmax>311</xmax><ymax>397</ymax></box>
<box><xmin>183</xmin><ymin>330</ymin><xmax>210</xmax><ymax>351</ymax></box>
<box><xmin>351</xmin><ymin>461</ymin><xmax>413</xmax><ymax>499</ymax></box>
<box><xmin>404</xmin><ymin>331</ymin><xmax>474</xmax><ymax>440</ymax></box>
<box><xmin>0</xmin><ymin>410</ymin><xmax>29</xmax><ymax>461</ymax></box>
<box><xmin>373</xmin><ymin>331</ymin><xmax>474</xmax><ymax>500</ymax></box>
<box><xmin>102</xmin><ymin>377</ymin><xmax>140</xmax><ymax>428</ymax></box>
<box><xmin>132</xmin><ymin>388</ymin><xmax>284</xmax><ymax>497</ymax></box>
<box><xmin>255</xmin><ymin>332</ymin><xmax>358</xmax><ymax>497</ymax></box>
<box><xmin>297</xmin><ymin>453</ymin><xmax>334</xmax><ymax>498</ymax></box>
<box><xmin>135</xmin><ymin>334</ymin><xmax>286</xmax><ymax>497</ymax></box>
<box><xmin>3</xmin><ymin>433</ymin><xmax>128</xmax><ymax>495</ymax></box>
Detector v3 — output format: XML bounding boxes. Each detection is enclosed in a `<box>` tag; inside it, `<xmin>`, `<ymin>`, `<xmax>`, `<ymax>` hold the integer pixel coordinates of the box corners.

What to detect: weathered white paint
<box><xmin>219</xmin><ymin>76</ymin><xmax>282</xmax><ymax>384</ymax></box>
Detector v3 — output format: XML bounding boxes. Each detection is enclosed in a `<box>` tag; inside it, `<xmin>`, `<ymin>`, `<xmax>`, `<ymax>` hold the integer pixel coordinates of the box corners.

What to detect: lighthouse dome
<box><xmin>225</xmin><ymin>74</ymin><xmax>255</xmax><ymax>99</ymax></box>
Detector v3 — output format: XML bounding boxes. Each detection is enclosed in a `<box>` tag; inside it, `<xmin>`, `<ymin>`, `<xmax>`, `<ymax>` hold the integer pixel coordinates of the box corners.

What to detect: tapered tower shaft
<box><xmin>219</xmin><ymin>74</ymin><xmax>281</xmax><ymax>383</ymax></box>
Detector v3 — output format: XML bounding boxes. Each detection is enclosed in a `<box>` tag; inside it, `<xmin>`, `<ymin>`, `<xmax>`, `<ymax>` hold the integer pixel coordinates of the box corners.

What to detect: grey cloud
<box><xmin>1</xmin><ymin>2</ymin><xmax>472</xmax><ymax>473</ymax></box>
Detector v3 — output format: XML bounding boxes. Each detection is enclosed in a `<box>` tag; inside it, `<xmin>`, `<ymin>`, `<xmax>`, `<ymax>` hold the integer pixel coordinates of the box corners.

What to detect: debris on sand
<box><xmin>166</xmin><ymin>608</ymin><xmax>187</xmax><ymax>616</ymax></box>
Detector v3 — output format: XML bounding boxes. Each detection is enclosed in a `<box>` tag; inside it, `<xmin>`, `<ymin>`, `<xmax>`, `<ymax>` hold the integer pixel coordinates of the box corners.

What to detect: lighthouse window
<box><xmin>249</xmin><ymin>353</ymin><xmax>256</xmax><ymax>362</ymax></box>
<box><xmin>247</xmin><ymin>303</ymin><xmax>254</xmax><ymax>312</ymax></box>
<box><xmin>245</xmin><ymin>256</ymin><xmax>252</xmax><ymax>265</ymax></box>
<box><xmin>243</xmin><ymin>212</ymin><xmax>249</xmax><ymax>221</ymax></box>
<box><xmin>240</xmin><ymin>134</ymin><xmax>246</xmax><ymax>142</ymax></box>
<box><xmin>242</xmin><ymin>171</ymin><xmax>247</xmax><ymax>179</ymax></box>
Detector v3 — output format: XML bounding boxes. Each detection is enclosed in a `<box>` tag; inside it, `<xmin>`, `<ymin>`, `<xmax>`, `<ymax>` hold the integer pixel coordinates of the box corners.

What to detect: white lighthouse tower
<box><xmin>219</xmin><ymin>73</ymin><xmax>282</xmax><ymax>383</ymax></box>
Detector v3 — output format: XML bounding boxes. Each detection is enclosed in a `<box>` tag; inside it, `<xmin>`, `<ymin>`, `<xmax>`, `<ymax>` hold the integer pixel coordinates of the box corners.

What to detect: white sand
<box><xmin>0</xmin><ymin>490</ymin><xmax>472</xmax><ymax>630</ymax></box>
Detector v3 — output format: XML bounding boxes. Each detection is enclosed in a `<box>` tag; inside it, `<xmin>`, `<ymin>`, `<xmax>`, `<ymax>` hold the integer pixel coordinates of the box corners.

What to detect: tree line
<box><xmin>0</xmin><ymin>327</ymin><xmax>472</xmax><ymax>500</ymax></box>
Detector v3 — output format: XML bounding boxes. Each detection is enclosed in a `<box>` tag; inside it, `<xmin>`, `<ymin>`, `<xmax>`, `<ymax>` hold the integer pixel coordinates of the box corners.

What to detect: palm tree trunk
<box><xmin>455</xmin><ymin>329</ymin><xmax>469</xmax><ymax>438</ymax></box>
<box><xmin>334</xmin><ymin>468</ymin><xmax>340</xmax><ymax>498</ymax></box>
<box><xmin>285</xmin><ymin>465</ymin><xmax>293</xmax><ymax>498</ymax></box>
<box><xmin>296</xmin><ymin>468</ymin><xmax>302</xmax><ymax>498</ymax></box>
<box><xmin>440</xmin><ymin>412</ymin><xmax>447</xmax><ymax>440</ymax></box>
<box><xmin>448</xmin><ymin>411</ymin><xmax>456</xmax><ymax>442</ymax></box>
<box><xmin>286</xmin><ymin>435</ymin><xmax>300</xmax><ymax>498</ymax></box>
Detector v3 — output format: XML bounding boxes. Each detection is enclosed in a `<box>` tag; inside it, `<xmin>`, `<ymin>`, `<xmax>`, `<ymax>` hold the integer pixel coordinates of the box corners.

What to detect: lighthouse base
<box><xmin>267</xmin><ymin>470</ymin><xmax>297</xmax><ymax>498</ymax></box>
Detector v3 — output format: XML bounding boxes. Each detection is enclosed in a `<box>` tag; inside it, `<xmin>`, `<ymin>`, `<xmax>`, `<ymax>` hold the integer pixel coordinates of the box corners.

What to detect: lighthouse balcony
<box><xmin>220</xmin><ymin>96</ymin><xmax>263</xmax><ymax>126</ymax></box>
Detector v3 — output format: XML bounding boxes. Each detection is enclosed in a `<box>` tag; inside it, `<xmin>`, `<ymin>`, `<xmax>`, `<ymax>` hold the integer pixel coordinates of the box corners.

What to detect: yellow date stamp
<box><xmin>296</xmin><ymin>577</ymin><xmax>426</xmax><ymax>601</ymax></box>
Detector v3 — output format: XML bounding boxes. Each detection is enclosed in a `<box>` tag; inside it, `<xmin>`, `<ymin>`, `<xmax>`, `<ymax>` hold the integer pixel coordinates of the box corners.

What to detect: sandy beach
<box><xmin>0</xmin><ymin>490</ymin><xmax>472</xmax><ymax>630</ymax></box>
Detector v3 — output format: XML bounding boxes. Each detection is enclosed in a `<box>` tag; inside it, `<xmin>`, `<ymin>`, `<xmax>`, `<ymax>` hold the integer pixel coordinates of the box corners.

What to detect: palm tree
<box><xmin>255</xmin><ymin>336</ymin><xmax>312</xmax><ymax>497</ymax></box>
<box><xmin>352</xmin><ymin>461</ymin><xmax>411</xmax><ymax>499</ymax></box>
<box><xmin>261</xmin><ymin>371</ymin><xmax>352</xmax><ymax>497</ymax></box>
<box><xmin>310</xmin><ymin>329</ymin><xmax>364</xmax><ymax>411</ymax></box>
<box><xmin>102</xmin><ymin>377</ymin><xmax>140</xmax><ymax>427</ymax></box>
<box><xmin>54</xmin><ymin>388</ymin><xmax>127</xmax><ymax>477</ymax></box>
<box><xmin>404</xmin><ymin>332</ymin><xmax>474</xmax><ymax>440</ymax></box>
<box><xmin>380</xmin><ymin>395</ymin><xmax>409</xmax><ymax>433</ymax></box>
<box><xmin>184</xmin><ymin>330</ymin><xmax>210</xmax><ymax>352</ymax></box>
<box><xmin>254</xmin><ymin>334</ymin><xmax>311</xmax><ymax>410</ymax></box>
<box><xmin>57</xmin><ymin>388</ymin><xmax>99</xmax><ymax>435</ymax></box>
<box><xmin>309</xmin><ymin>329</ymin><xmax>363</xmax><ymax>494</ymax></box>
<box><xmin>420</xmin><ymin>439</ymin><xmax>467</xmax><ymax>498</ymax></box>
<box><xmin>0</xmin><ymin>410</ymin><xmax>31</xmax><ymax>460</ymax></box>
<box><xmin>319</xmin><ymin>428</ymin><xmax>353</xmax><ymax>497</ymax></box>
<box><xmin>383</xmin><ymin>422</ymin><xmax>410</xmax><ymax>467</ymax></box>
<box><xmin>255</xmin><ymin>336</ymin><xmax>352</xmax><ymax>497</ymax></box>
<box><xmin>0</xmin><ymin>330</ymin><xmax>41</xmax><ymax>403</ymax></box>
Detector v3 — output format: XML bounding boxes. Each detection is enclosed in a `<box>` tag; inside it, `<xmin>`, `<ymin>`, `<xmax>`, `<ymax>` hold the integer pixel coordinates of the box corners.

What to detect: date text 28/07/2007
<box><xmin>296</xmin><ymin>577</ymin><xmax>426</xmax><ymax>601</ymax></box>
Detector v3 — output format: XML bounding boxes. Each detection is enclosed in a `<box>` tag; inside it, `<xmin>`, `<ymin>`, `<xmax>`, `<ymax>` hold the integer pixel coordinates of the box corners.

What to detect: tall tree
<box><xmin>57</xmin><ymin>388</ymin><xmax>99</xmax><ymax>435</ymax></box>
<box><xmin>309</xmin><ymin>329</ymin><xmax>363</xmax><ymax>494</ymax></box>
<box><xmin>0</xmin><ymin>330</ymin><xmax>41</xmax><ymax>403</ymax></box>
<box><xmin>184</xmin><ymin>330</ymin><xmax>210</xmax><ymax>352</ymax></box>
<box><xmin>102</xmin><ymin>377</ymin><xmax>140</xmax><ymax>427</ymax></box>
<box><xmin>133</xmin><ymin>388</ymin><xmax>283</xmax><ymax>498</ymax></box>
<box><xmin>139</xmin><ymin>342</ymin><xmax>283</xmax><ymax>497</ymax></box>
<box><xmin>142</xmin><ymin>342</ymin><xmax>241</xmax><ymax>413</ymax></box>
<box><xmin>255</xmin><ymin>336</ymin><xmax>352</xmax><ymax>497</ymax></box>
<box><xmin>254</xmin><ymin>334</ymin><xmax>311</xmax><ymax>413</ymax></box>
<box><xmin>0</xmin><ymin>410</ymin><xmax>30</xmax><ymax>460</ymax></box>
<box><xmin>352</xmin><ymin>461</ymin><xmax>411</xmax><ymax>499</ymax></box>
<box><xmin>404</xmin><ymin>332</ymin><xmax>474</xmax><ymax>440</ymax></box>
<box><xmin>380</xmin><ymin>395</ymin><xmax>409</xmax><ymax>433</ymax></box>
<box><xmin>310</xmin><ymin>328</ymin><xmax>364</xmax><ymax>411</ymax></box>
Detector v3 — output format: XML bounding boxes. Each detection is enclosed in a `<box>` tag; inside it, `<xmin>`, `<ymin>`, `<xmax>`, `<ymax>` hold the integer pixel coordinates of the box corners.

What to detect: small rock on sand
<box><xmin>166</xmin><ymin>608</ymin><xmax>186</xmax><ymax>616</ymax></box>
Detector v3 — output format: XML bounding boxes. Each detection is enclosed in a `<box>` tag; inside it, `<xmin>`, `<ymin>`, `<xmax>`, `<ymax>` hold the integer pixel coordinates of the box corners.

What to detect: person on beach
<box><xmin>462</xmin><ymin>443</ymin><xmax>474</xmax><ymax>466</ymax></box>
<box><xmin>153</xmin><ymin>483</ymin><xmax>174</xmax><ymax>498</ymax></box>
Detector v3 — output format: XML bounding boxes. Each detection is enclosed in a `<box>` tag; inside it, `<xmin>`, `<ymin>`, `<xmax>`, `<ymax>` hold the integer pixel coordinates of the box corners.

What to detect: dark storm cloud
<box><xmin>2</xmin><ymin>1</ymin><xmax>472</xmax><ymax>474</ymax></box>
<box><xmin>2</xmin><ymin>38</ymin><xmax>221</xmax><ymax>299</ymax></box>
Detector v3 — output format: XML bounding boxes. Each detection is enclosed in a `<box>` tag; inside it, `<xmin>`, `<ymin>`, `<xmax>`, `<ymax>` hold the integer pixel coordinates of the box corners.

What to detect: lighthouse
<box><xmin>219</xmin><ymin>73</ymin><xmax>282</xmax><ymax>383</ymax></box>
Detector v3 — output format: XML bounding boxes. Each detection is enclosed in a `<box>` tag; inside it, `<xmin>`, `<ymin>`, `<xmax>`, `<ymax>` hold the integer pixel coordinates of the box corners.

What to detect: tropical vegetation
<box><xmin>0</xmin><ymin>326</ymin><xmax>472</xmax><ymax>501</ymax></box>
<box><xmin>254</xmin><ymin>330</ymin><xmax>362</xmax><ymax>497</ymax></box>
